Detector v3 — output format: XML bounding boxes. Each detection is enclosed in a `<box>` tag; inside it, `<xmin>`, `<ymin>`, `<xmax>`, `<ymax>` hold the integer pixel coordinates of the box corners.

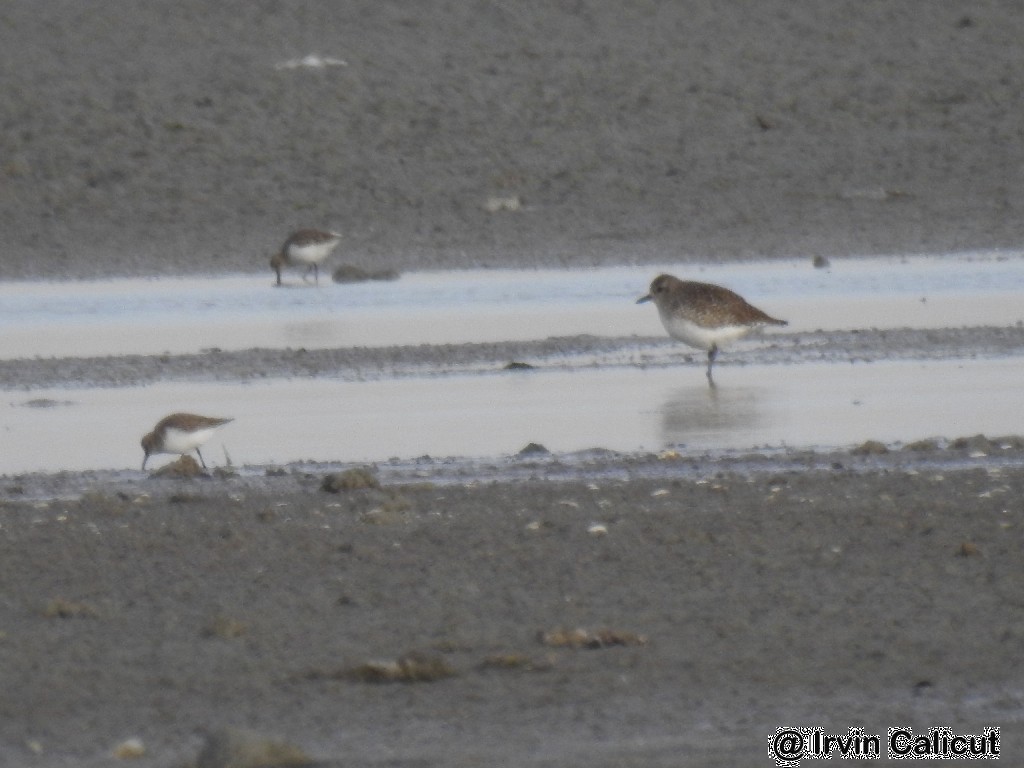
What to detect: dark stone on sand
<box><xmin>321</xmin><ymin>466</ymin><xmax>380</xmax><ymax>492</ymax></box>
<box><xmin>851</xmin><ymin>440</ymin><xmax>889</xmax><ymax>456</ymax></box>
<box><xmin>331</xmin><ymin>264</ymin><xmax>400</xmax><ymax>284</ymax></box>
<box><xmin>903</xmin><ymin>438</ymin><xmax>940</xmax><ymax>452</ymax></box>
<box><xmin>538</xmin><ymin>627</ymin><xmax>648</xmax><ymax>649</ymax></box>
<box><xmin>942</xmin><ymin>436</ymin><xmax>1024</xmax><ymax>454</ymax></box>
<box><xmin>949</xmin><ymin>434</ymin><xmax>998</xmax><ymax>453</ymax></box>
<box><xmin>19</xmin><ymin>398</ymin><xmax>74</xmax><ymax>408</ymax></box>
<box><xmin>345</xmin><ymin>651</ymin><xmax>457</xmax><ymax>684</ymax></box>
<box><xmin>195</xmin><ymin>727</ymin><xmax>314</xmax><ymax>768</ymax></box>
<box><xmin>913</xmin><ymin>680</ymin><xmax>935</xmax><ymax>696</ymax></box>
<box><xmin>518</xmin><ymin>442</ymin><xmax>550</xmax><ymax>456</ymax></box>
<box><xmin>504</xmin><ymin>361</ymin><xmax>536</xmax><ymax>370</ymax></box>
<box><xmin>150</xmin><ymin>455</ymin><xmax>205</xmax><ymax>478</ymax></box>
<box><xmin>42</xmin><ymin>597</ymin><xmax>99</xmax><ymax>620</ymax></box>
<box><xmin>994</xmin><ymin>435</ymin><xmax>1024</xmax><ymax>449</ymax></box>
<box><xmin>958</xmin><ymin>541</ymin><xmax>980</xmax><ymax>557</ymax></box>
<box><xmin>202</xmin><ymin>614</ymin><xmax>248</xmax><ymax>639</ymax></box>
<box><xmin>812</xmin><ymin>255</ymin><xmax>830</xmax><ymax>268</ymax></box>
<box><xmin>168</xmin><ymin>492</ymin><xmax>203</xmax><ymax>504</ymax></box>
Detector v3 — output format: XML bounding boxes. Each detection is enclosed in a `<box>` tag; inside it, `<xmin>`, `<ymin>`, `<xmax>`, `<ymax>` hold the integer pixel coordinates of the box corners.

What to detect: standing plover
<box><xmin>141</xmin><ymin>413</ymin><xmax>234</xmax><ymax>470</ymax></box>
<box><xmin>638</xmin><ymin>273</ymin><xmax>787</xmax><ymax>386</ymax></box>
<box><xmin>271</xmin><ymin>228</ymin><xmax>342</xmax><ymax>286</ymax></box>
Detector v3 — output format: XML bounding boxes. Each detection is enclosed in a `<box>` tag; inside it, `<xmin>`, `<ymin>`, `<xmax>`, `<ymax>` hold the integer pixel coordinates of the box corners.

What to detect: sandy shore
<box><xmin>3</xmin><ymin>2</ymin><xmax>1024</xmax><ymax>280</ymax></box>
<box><xmin>3</xmin><ymin>2</ymin><xmax>1024</xmax><ymax>766</ymax></box>
<box><xmin>2</xmin><ymin>442</ymin><xmax>1023</xmax><ymax>767</ymax></box>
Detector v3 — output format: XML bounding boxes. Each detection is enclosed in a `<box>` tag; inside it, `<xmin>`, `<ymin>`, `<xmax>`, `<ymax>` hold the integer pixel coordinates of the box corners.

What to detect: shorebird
<box><xmin>637</xmin><ymin>273</ymin><xmax>787</xmax><ymax>386</ymax></box>
<box><xmin>141</xmin><ymin>413</ymin><xmax>234</xmax><ymax>470</ymax></box>
<box><xmin>271</xmin><ymin>228</ymin><xmax>342</xmax><ymax>286</ymax></box>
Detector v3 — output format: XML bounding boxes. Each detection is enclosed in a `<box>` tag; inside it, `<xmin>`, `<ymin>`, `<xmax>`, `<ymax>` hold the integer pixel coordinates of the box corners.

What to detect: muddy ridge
<box><xmin>2</xmin><ymin>326</ymin><xmax>1022</xmax><ymax>391</ymax></box>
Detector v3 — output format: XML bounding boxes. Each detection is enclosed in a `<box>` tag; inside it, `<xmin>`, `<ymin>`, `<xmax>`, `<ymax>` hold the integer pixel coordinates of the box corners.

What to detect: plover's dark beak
<box><xmin>636</xmin><ymin>294</ymin><xmax>652</xmax><ymax>304</ymax></box>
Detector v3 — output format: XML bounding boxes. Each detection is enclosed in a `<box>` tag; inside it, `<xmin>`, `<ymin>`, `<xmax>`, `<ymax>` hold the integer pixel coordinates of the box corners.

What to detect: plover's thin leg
<box><xmin>706</xmin><ymin>346</ymin><xmax>718</xmax><ymax>387</ymax></box>
<box><xmin>195</xmin><ymin>448</ymin><xmax>208</xmax><ymax>469</ymax></box>
<box><xmin>301</xmin><ymin>265</ymin><xmax>320</xmax><ymax>285</ymax></box>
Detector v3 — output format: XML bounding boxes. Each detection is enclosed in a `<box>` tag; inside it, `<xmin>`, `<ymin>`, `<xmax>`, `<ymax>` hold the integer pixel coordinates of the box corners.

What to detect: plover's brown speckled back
<box><xmin>638</xmin><ymin>273</ymin><xmax>787</xmax><ymax>386</ymax></box>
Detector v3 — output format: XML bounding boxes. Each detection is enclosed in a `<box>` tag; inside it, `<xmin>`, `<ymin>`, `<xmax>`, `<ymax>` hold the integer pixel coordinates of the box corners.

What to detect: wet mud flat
<box><xmin>4</xmin><ymin>326</ymin><xmax>1024</xmax><ymax>391</ymax></box>
<box><xmin>5</xmin><ymin>323</ymin><xmax>1024</xmax><ymax>475</ymax></box>
<box><xmin>1</xmin><ymin>440</ymin><xmax>1022</xmax><ymax>767</ymax></box>
<box><xmin>5</xmin><ymin>2</ymin><xmax>1024</xmax><ymax>760</ymax></box>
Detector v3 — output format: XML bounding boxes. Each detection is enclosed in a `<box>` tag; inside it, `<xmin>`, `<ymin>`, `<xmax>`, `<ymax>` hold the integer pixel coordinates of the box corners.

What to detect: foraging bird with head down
<box><xmin>637</xmin><ymin>273</ymin><xmax>787</xmax><ymax>386</ymax></box>
<box><xmin>141</xmin><ymin>413</ymin><xmax>234</xmax><ymax>470</ymax></box>
<box><xmin>270</xmin><ymin>228</ymin><xmax>342</xmax><ymax>286</ymax></box>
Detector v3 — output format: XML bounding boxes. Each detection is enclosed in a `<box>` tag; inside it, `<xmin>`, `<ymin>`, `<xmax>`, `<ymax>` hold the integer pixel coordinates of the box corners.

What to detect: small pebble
<box><xmin>321</xmin><ymin>467</ymin><xmax>379</xmax><ymax>493</ymax></box>
<box><xmin>196</xmin><ymin>727</ymin><xmax>311</xmax><ymax>768</ymax></box>
<box><xmin>112</xmin><ymin>737</ymin><xmax>145</xmax><ymax>759</ymax></box>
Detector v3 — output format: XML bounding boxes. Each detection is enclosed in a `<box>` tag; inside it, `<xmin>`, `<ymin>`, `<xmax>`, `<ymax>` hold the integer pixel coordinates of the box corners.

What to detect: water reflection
<box><xmin>4</xmin><ymin>256</ymin><xmax>1024</xmax><ymax>359</ymax></box>
<box><xmin>660</xmin><ymin>385</ymin><xmax>763</xmax><ymax>446</ymax></box>
<box><xmin>4</xmin><ymin>359</ymin><xmax>1024</xmax><ymax>474</ymax></box>
<box><xmin>281</xmin><ymin>319</ymin><xmax>342</xmax><ymax>345</ymax></box>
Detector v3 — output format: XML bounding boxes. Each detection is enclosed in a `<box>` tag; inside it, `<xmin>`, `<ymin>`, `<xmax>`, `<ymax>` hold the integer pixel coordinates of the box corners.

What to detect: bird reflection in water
<box><xmin>282</xmin><ymin>319</ymin><xmax>339</xmax><ymax>345</ymax></box>
<box><xmin>659</xmin><ymin>385</ymin><xmax>762</xmax><ymax>447</ymax></box>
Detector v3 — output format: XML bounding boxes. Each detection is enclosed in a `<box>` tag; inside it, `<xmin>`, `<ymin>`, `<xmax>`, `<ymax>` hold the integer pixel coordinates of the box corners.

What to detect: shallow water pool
<box><xmin>4</xmin><ymin>357</ymin><xmax>1023</xmax><ymax>474</ymax></box>
<box><xmin>3</xmin><ymin>252</ymin><xmax>1024</xmax><ymax>474</ymax></box>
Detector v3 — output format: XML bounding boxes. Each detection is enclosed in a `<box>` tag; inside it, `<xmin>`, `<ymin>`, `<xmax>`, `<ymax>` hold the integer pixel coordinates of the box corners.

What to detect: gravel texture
<box><xmin>2</xmin><ymin>3</ymin><xmax>1024</xmax><ymax>766</ymax></box>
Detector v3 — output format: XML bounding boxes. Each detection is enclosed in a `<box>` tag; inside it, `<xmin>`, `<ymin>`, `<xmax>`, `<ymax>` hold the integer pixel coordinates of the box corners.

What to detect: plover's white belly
<box><xmin>659</xmin><ymin>312</ymin><xmax>755</xmax><ymax>351</ymax></box>
<box><xmin>161</xmin><ymin>427</ymin><xmax>215</xmax><ymax>454</ymax></box>
<box><xmin>287</xmin><ymin>240</ymin><xmax>337</xmax><ymax>265</ymax></box>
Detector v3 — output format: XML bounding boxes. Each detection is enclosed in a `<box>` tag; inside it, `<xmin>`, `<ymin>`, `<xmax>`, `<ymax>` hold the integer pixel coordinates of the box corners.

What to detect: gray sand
<box><xmin>2</xmin><ymin>3</ymin><xmax>1023</xmax><ymax>767</ymax></box>
<box><xmin>2</xmin><ymin>445</ymin><xmax>1022</xmax><ymax>767</ymax></box>
<box><xmin>3</xmin><ymin>2</ymin><xmax>1024</xmax><ymax>279</ymax></box>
